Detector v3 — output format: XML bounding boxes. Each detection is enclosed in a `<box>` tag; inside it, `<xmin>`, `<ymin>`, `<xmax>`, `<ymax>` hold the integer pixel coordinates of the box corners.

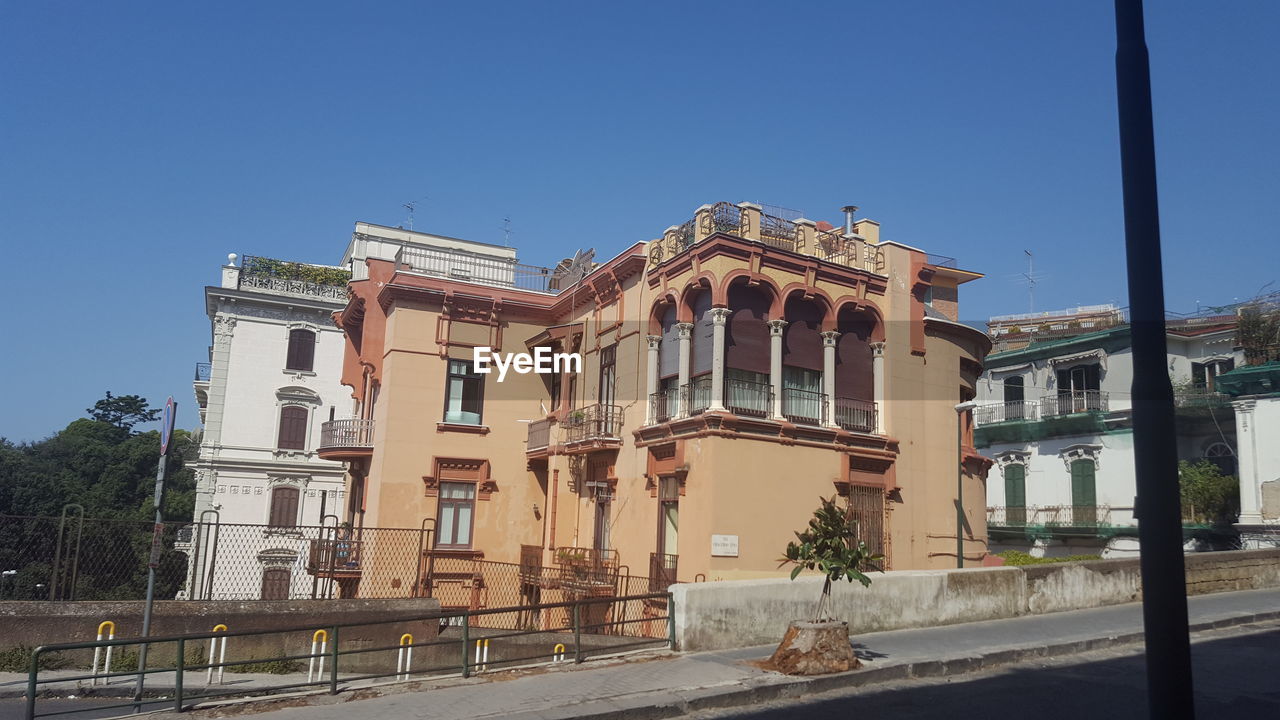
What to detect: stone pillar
<box><xmin>645</xmin><ymin>335</ymin><xmax>662</xmax><ymax>424</ymax></box>
<box><xmin>694</xmin><ymin>204</ymin><xmax>714</xmax><ymax>242</ymax></box>
<box><xmin>676</xmin><ymin>323</ymin><xmax>694</xmax><ymax>417</ymax></box>
<box><xmin>821</xmin><ymin>331</ymin><xmax>840</xmax><ymax>427</ymax></box>
<box><xmin>871</xmin><ymin>342</ymin><xmax>886</xmax><ymax>434</ymax></box>
<box><xmin>793</xmin><ymin>218</ymin><xmax>815</xmax><ymax>257</ymax></box>
<box><xmin>768</xmin><ymin>320</ymin><xmax>788</xmax><ymax>420</ymax></box>
<box><xmin>708</xmin><ymin>308</ymin><xmax>732</xmax><ymax>412</ymax></box>
<box><xmin>737</xmin><ymin>202</ymin><xmax>762</xmax><ymax>241</ymax></box>
<box><xmin>1233</xmin><ymin>399</ymin><xmax>1262</xmax><ymax>524</ymax></box>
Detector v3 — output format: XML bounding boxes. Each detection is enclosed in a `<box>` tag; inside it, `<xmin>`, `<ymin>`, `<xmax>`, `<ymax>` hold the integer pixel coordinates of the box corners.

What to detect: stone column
<box><xmin>645</xmin><ymin>335</ymin><xmax>662</xmax><ymax>424</ymax></box>
<box><xmin>1233</xmin><ymin>399</ymin><xmax>1262</xmax><ymax>524</ymax></box>
<box><xmin>676</xmin><ymin>323</ymin><xmax>694</xmax><ymax>417</ymax></box>
<box><xmin>821</xmin><ymin>331</ymin><xmax>840</xmax><ymax>427</ymax></box>
<box><xmin>768</xmin><ymin>319</ymin><xmax>788</xmax><ymax>420</ymax></box>
<box><xmin>871</xmin><ymin>342</ymin><xmax>886</xmax><ymax>434</ymax></box>
<box><xmin>708</xmin><ymin>308</ymin><xmax>732</xmax><ymax>412</ymax></box>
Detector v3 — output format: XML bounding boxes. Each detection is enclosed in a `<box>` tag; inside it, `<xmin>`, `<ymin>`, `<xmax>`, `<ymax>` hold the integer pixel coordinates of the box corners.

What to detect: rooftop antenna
<box><xmin>500</xmin><ymin>216</ymin><xmax>513</xmax><ymax>246</ymax></box>
<box><xmin>401</xmin><ymin>194</ymin><xmax>428</xmax><ymax>230</ymax></box>
<box><xmin>1019</xmin><ymin>250</ymin><xmax>1045</xmax><ymax>314</ymax></box>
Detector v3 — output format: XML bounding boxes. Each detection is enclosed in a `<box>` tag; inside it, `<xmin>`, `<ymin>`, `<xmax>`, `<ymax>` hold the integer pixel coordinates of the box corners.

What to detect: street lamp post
<box><xmin>954</xmin><ymin>401</ymin><xmax>978</xmax><ymax>569</ymax></box>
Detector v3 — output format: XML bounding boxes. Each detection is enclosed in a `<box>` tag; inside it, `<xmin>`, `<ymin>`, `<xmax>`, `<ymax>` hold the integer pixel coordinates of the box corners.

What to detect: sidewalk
<box><xmin>10</xmin><ymin>587</ymin><xmax>1280</xmax><ymax>720</ymax></box>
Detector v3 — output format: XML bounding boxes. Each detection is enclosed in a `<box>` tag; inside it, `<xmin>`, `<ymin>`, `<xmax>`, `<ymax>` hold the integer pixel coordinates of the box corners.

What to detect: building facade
<box><xmin>320</xmin><ymin>202</ymin><xmax>992</xmax><ymax>605</ymax></box>
<box><xmin>1218</xmin><ymin>362</ymin><xmax>1280</xmax><ymax>548</ymax></box>
<box><xmin>975</xmin><ymin>306</ymin><xmax>1243</xmax><ymax>558</ymax></box>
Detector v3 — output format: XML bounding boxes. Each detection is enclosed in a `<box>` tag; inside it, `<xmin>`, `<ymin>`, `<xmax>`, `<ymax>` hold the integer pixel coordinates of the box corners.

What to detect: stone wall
<box><xmin>672</xmin><ymin>548</ymin><xmax>1280</xmax><ymax>651</ymax></box>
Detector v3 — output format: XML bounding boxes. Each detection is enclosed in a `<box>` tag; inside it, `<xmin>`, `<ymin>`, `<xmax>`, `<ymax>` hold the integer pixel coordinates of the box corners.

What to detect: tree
<box><xmin>1237</xmin><ymin>296</ymin><xmax>1280</xmax><ymax>365</ymax></box>
<box><xmin>1179</xmin><ymin>459</ymin><xmax>1238</xmax><ymax>524</ymax></box>
<box><xmin>779</xmin><ymin>495</ymin><xmax>884</xmax><ymax>621</ymax></box>
<box><xmin>86</xmin><ymin>392</ymin><xmax>160</xmax><ymax>433</ymax></box>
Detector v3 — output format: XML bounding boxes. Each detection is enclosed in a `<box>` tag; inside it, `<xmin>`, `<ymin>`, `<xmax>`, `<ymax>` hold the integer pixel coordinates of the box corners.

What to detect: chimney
<box><xmin>840</xmin><ymin>205</ymin><xmax>859</xmax><ymax>236</ymax></box>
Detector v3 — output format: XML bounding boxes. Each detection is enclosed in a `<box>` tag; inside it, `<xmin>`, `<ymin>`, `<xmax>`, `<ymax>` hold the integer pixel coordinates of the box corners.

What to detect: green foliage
<box><xmin>85</xmin><ymin>392</ymin><xmax>160</xmax><ymax>433</ymax></box>
<box><xmin>241</xmin><ymin>256</ymin><xmax>351</xmax><ymax>287</ymax></box>
<box><xmin>1179</xmin><ymin>459</ymin><xmax>1239</xmax><ymax>524</ymax></box>
<box><xmin>226</xmin><ymin>659</ymin><xmax>304</xmax><ymax>674</ymax></box>
<box><xmin>1238</xmin><ymin>301</ymin><xmax>1280</xmax><ymax>365</ymax></box>
<box><xmin>780</xmin><ymin>496</ymin><xmax>884</xmax><ymax>588</ymax></box>
<box><xmin>996</xmin><ymin>550</ymin><xmax>1101</xmax><ymax>566</ymax></box>
<box><xmin>0</xmin><ymin>646</ymin><xmax>71</xmax><ymax>672</ymax></box>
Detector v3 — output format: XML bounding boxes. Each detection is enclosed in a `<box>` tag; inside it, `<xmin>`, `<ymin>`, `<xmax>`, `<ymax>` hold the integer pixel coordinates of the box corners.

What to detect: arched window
<box><xmin>1204</xmin><ymin>442</ymin><xmax>1236</xmax><ymax>476</ymax></box>
<box><xmin>277</xmin><ymin>406</ymin><xmax>309</xmax><ymax>450</ymax></box>
<box><xmin>268</xmin><ymin>486</ymin><xmax>300</xmax><ymax>528</ymax></box>
<box><xmin>286</xmin><ymin>329</ymin><xmax>316</xmax><ymax>372</ymax></box>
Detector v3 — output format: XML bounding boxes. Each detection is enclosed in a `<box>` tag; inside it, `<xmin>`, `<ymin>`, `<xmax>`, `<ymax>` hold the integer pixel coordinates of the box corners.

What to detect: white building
<box><xmin>183</xmin><ymin>224</ymin><xmax>522</xmax><ymax>600</ymax></box>
<box><xmin>974</xmin><ymin>306</ymin><xmax>1243</xmax><ymax>559</ymax></box>
<box><xmin>1217</xmin><ymin>361</ymin><xmax>1280</xmax><ymax>548</ymax></box>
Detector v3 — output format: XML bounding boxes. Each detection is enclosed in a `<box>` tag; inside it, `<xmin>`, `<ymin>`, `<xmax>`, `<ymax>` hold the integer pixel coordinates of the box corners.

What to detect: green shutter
<box><xmin>1004</xmin><ymin>465</ymin><xmax>1026</xmax><ymax>507</ymax></box>
<box><xmin>1070</xmin><ymin>460</ymin><xmax>1097</xmax><ymax>524</ymax></box>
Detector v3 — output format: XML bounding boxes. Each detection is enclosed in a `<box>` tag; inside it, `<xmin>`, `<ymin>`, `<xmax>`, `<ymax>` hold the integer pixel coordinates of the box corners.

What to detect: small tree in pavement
<box><xmin>779</xmin><ymin>495</ymin><xmax>884</xmax><ymax>621</ymax></box>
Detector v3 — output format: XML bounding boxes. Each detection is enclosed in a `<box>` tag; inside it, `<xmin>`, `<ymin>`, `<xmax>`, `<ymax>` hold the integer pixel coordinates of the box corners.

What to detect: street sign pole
<box><xmin>135</xmin><ymin>397</ymin><xmax>176</xmax><ymax>708</ymax></box>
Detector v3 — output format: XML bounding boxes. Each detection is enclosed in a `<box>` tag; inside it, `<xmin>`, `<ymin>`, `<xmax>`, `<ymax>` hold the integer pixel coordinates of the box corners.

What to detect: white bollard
<box><xmin>206</xmin><ymin>624</ymin><xmax>227</xmax><ymax>685</ymax></box>
<box><xmin>552</xmin><ymin>643</ymin><xmax>566</xmax><ymax>663</ymax></box>
<box><xmin>396</xmin><ymin>634</ymin><xmax>413</xmax><ymax>681</ymax></box>
<box><xmin>308</xmin><ymin>630</ymin><xmax>328</xmax><ymax>683</ymax></box>
<box><xmin>91</xmin><ymin>621</ymin><xmax>116</xmax><ymax>686</ymax></box>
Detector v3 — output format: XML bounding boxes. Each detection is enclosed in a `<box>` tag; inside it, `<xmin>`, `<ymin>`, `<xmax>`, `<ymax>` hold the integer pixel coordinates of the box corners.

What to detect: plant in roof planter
<box><xmin>768</xmin><ymin>495</ymin><xmax>884</xmax><ymax>675</ymax></box>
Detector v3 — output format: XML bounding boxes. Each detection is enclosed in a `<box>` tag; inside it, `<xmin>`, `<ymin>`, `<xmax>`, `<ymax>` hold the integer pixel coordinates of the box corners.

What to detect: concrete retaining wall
<box><xmin>672</xmin><ymin>548</ymin><xmax>1280</xmax><ymax>651</ymax></box>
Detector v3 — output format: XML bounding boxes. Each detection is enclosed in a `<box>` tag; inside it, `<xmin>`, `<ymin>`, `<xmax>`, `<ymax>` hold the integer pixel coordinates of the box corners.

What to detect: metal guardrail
<box><xmin>527</xmin><ymin>418</ymin><xmax>553</xmax><ymax>452</ymax></box>
<box><xmin>23</xmin><ymin>591</ymin><xmax>674</xmax><ymax>720</ymax></box>
<box><xmin>833</xmin><ymin>396</ymin><xmax>877</xmax><ymax>433</ymax></box>
<box><xmin>973</xmin><ymin>400</ymin><xmax>1039</xmax><ymax>426</ymax></box>
<box><xmin>682</xmin><ymin>377</ymin><xmax>712</xmax><ymax>416</ymax></box>
<box><xmin>649</xmin><ymin>388</ymin><xmax>678</xmax><ymax>423</ymax></box>
<box><xmin>561</xmin><ymin>404</ymin><xmax>623</xmax><ymax>444</ymax></box>
<box><xmin>1040</xmin><ymin>390</ymin><xmax>1109</xmax><ymax>417</ymax></box>
<box><xmin>781</xmin><ymin>387</ymin><xmax>827</xmax><ymax>426</ymax></box>
<box><xmin>319</xmin><ymin>419</ymin><xmax>375</xmax><ymax>450</ymax></box>
<box><xmin>393</xmin><ymin>245</ymin><xmax>557</xmax><ymax>293</ymax></box>
<box><xmin>648</xmin><ymin>553</ymin><xmax>678</xmax><ymax>594</ymax></box>
<box><xmin>724</xmin><ymin>378</ymin><xmax>772</xmax><ymax>418</ymax></box>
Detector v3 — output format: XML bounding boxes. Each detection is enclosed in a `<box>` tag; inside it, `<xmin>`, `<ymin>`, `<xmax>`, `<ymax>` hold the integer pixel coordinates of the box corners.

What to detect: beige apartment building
<box><xmin>317</xmin><ymin>203</ymin><xmax>991</xmax><ymax>601</ymax></box>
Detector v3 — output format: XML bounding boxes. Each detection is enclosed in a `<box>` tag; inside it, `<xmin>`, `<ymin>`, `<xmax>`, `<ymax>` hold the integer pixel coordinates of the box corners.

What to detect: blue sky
<box><xmin>1</xmin><ymin>1</ymin><xmax>1276</xmax><ymax>441</ymax></box>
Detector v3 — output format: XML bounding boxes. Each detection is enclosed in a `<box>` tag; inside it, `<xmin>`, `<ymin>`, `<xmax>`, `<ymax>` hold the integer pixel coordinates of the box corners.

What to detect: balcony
<box><xmin>1174</xmin><ymin>384</ymin><xmax>1229</xmax><ymax>409</ymax></box>
<box><xmin>306</xmin><ymin>538</ymin><xmax>363</xmax><ymax>578</ymax></box>
<box><xmin>650</xmin><ymin>387</ymin><xmax>679</xmax><ymax>423</ymax></box>
<box><xmin>833</xmin><ymin>397</ymin><xmax>877</xmax><ymax>433</ymax></box>
<box><xmin>1041</xmin><ymin>504</ymin><xmax>1111</xmax><ymax>529</ymax></box>
<box><xmin>973</xmin><ymin>400</ymin><xmax>1039</xmax><ymax>426</ymax></box>
<box><xmin>781</xmin><ymin>387</ymin><xmax>827</xmax><ymax>426</ymax></box>
<box><xmin>723</xmin><ymin>378</ymin><xmax>772</xmax><ymax>418</ymax></box>
<box><xmin>649</xmin><ymin>553</ymin><xmax>678</xmax><ymax>593</ymax></box>
<box><xmin>682</xmin><ymin>376</ymin><xmax>712</xmax><ymax>416</ymax></box>
<box><xmin>194</xmin><ymin>362</ymin><xmax>211</xmax><ymax>382</ymax></box>
<box><xmin>393</xmin><ymin>245</ymin><xmax>560</xmax><ymax>294</ymax></box>
<box><xmin>987</xmin><ymin>505</ymin><xmax>1029</xmax><ymax>528</ymax></box>
<box><xmin>317</xmin><ymin>418</ymin><xmax>375</xmax><ymax>461</ymax></box>
<box><xmin>555</xmin><ymin>547</ymin><xmax>620</xmax><ymax>595</ymax></box>
<box><xmin>1040</xmin><ymin>390</ymin><xmax>1108</xmax><ymax>417</ymax></box>
<box><xmin>560</xmin><ymin>404</ymin><xmax>623</xmax><ymax>451</ymax></box>
<box><xmin>237</xmin><ymin>255</ymin><xmax>350</xmax><ymax>302</ymax></box>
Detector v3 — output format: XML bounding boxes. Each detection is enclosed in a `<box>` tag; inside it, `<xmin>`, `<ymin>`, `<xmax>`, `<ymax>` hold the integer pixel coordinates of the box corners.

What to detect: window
<box><xmin>1004</xmin><ymin>464</ymin><xmax>1026</xmax><ymax>525</ymax></box>
<box><xmin>1055</xmin><ymin>364</ymin><xmax>1102</xmax><ymax>413</ymax></box>
<box><xmin>286</xmin><ymin>329</ymin><xmax>316</xmax><ymax>372</ymax></box>
<box><xmin>268</xmin><ymin>486</ymin><xmax>300</xmax><ymax>528</ymax></box>
<box><xmin>260</xmin><ymin>568</ymin><xmax>291</xmax><ymax>600</ymax></box>
<box><xmin>1070</xmin><ymin>460</ymin><xmax>1097</xmax><ymax>525</ymax></box>
<box><xmin>1003</xmin><ymin>376</ymin><xmax>1026</xmax><ymax>419</ymax></box>
<box><xmin>436</xmin><ymin>482</ymin><xmax>476</xmax><ymax>549</ymax></box>
<box><xmin>277</xmin><ymin>406</ymin><xmax>308</xmax><ymax>450</ymax></box>
<box><xmin>444</xmin><ymin>360</ymin><xmax>484</xmax><ymax>425</ymax></box>
<box><xmin>657</xmin><ymin>477</ymin><xmax>679</xmax><ymax>556</ymax></box>
<box><xmin>1204</xmin><ymin>442</ymin><xmax>1236</xmax><ymax>476</ymax></box>
<box><xmin>598</xmin><ymin>345</ymin><xmax>617</xmax><ymax>408</ymax></box>
<box><xmin>1192</xmin><ymin>359</ymin><xmax>1235</xmax><ymax>391</ymax></box>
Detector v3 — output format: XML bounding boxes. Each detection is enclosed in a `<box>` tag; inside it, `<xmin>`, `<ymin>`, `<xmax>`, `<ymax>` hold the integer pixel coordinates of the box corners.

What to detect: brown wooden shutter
<box><xmin>260</xmin><ymin>568</ymin><xmax>290</xmax><ymax>600</ymax></box>
<box><xmin>277</xmin><ymin>406</ymin><xmax>308</xmax><ymax>449</ymax></box>
<box><xmin>286</xmin><ymin>329</ymin><xmax>315</xmax><ymax>371</ymax></box>
<box><xmin>269</xmin><ymin>487</ymin><xmax>300</xmax><ymax>528</ymax></box>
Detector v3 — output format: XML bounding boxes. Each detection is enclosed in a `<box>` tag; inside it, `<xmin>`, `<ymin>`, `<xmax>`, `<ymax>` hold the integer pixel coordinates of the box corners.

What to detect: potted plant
<box><xmin>769</xmin><ymin>495</ymin><xmax>884</xmax><ymax>675</ymax></box>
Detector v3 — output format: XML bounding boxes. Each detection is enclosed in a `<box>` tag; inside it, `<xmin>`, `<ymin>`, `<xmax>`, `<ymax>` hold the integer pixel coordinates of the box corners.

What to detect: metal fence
<box><xmin>23</xmin><ymin>591</ymin><xmax>674</xmax><ymax>720</ymax></box>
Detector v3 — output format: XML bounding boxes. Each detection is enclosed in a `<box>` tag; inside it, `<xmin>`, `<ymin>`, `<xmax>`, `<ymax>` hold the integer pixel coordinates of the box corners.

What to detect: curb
<box><xmin>492</xmin><ymin>610</ymin><xmax>1280</xmax><ymax>720</ymax></box>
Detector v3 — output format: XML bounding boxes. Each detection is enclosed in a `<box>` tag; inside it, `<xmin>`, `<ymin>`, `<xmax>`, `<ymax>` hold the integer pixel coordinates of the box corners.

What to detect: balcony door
<box><xmin>1056</xmin><ymin>365</ymin><xmax>1100</xmax><ymax>413</ymax></box>
<box><xmin>1070</xmin><ymin>459</ymin><xmax>1097</xmax><ymax>525</ymax></box>
<box><xmin>1004</xmin><ymin>464</ymin><xmax>1027</xmax><ymax>525</ymax></box>
<box><xmin>657</xmin><ymin>477</ymin><xmax>679</xmax><ymax>557</ymax></box>
<box><xmin>598</xmin><ymin>345</ymin><xmax>617</xmax><ymax>434</ymax></box>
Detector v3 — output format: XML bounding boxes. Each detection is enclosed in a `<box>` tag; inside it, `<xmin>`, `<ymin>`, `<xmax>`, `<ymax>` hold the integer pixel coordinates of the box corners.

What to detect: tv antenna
<box><xmin>1017</xmin><ymin>250</ymin><xmax>1046</xmax><ymax>313</ymax></box>
<box><xmin>401</xmin><ymin>194</ymin><xmax>428</xmax><ymax>230</ymax></box>
<box><xmin>500</xmin><ymin>216</ymin><xmax>513</xmax><ymax>246</ymax></box>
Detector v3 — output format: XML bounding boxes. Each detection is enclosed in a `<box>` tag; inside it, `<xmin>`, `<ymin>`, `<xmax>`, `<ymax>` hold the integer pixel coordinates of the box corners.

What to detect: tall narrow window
<box><xmin>1056</xmin><ymin>364</ymin><xmax>1102</xmax><ymax>413</ymax></box>
<box><xmin>657</xmin><ymin>477</ymin><xmax>679</xmax><ymax>557</ymax></box>
<box><xmin>444</xmin><ymin>360</ymin><xmax>484</xmax><ymax>425</ymax></box>
<box><xmin>1070</xmin><ymin>460</ymin><xmax>1097</xmax><ymax>525</ymax></box>
<box><xmin>436</xmin><ymin>482</ymin><xmax>476</xmax><ymax>549</ymax></box>
<box><xmin>277</xmin><ymin>406</ymin><xmax>308</xmax><ymax>450</ymax></box>
<box><xmin>268</xmin><ymin>486</ymin><xmax>300</xmax><ymax>528</ymax></box>
<box><xmin>598</xmin><ymin>345</ymin><xmax>617</xmax><ymax>434</ymax></box>
<box><xmin>1004</xmin><ymin>464</ymin><xmax>1027</xmax><ymax>525</ymax></box>
<box><xmin>260</xmin><ymin>568</ymin><xmax>291</xmax><ymax>600</ymax></box>
<box><xmin>286</xmin><ymin>329</ymin><xmax>316</xmax><ymax>372</ymax></box>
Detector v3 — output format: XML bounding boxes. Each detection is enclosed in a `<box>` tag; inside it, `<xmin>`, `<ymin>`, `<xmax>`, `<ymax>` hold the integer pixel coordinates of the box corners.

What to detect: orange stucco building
<box><xmin>320</xmin><ymin>202</ymin><xmax>992</xmax><ymax>597</ymax></box>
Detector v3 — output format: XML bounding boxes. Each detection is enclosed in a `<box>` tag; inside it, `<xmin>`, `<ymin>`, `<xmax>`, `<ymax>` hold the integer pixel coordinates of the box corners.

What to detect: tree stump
<box><xmin>766</xmin><ymin>620</ymin><xmax>859</xmax><ymax>675</ymax></box>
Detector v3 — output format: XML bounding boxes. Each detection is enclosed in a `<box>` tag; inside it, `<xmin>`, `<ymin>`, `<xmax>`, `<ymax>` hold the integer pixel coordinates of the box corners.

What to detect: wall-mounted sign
<box><xmin>711</xmin><ymin>534</ymin><xmax>739</xmax><ymax>557</ymax></box>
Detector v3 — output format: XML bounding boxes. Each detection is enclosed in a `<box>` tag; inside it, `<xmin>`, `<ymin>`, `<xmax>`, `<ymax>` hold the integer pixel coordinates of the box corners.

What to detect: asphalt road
<box><xmin>691</xmin><ymin>624</ymin><xmax>1280</xmax><ymax>720</ymax></box>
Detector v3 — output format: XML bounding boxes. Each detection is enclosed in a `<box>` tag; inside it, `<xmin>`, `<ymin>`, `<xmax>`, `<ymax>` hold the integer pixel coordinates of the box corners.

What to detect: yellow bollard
<box><xmin>552</xmin><ymin>642</ymin><xmax>566</xmax><ymax>663</ymax></box>
<box><xmin>207</xmin><ymin>624</ymin><xmax>228</xmax><ymax>685</ymax></box>
<box><xmin>92</xmin><ymin>621</ymin><xmax>116</xmax><ymax>685</ymax></box>
<box><xmin>308</xmin><ymin>630</ymin><xmax>328</xmax><ymax>683</ymax></box>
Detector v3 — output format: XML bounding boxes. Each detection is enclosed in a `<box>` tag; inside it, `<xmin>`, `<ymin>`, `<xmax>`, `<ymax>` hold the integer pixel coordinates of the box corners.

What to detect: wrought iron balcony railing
<box><xmin>649</xmin><ymin>552</ymin><xmax>678</xmax><ymax>593</ymax></box>
<box><xmin>724</xmin><ymin>378</ymin><xmax>773</xmax><ymax>418</ymax></box>
<box><xmin>682</xmin><ymin>376</ymin><xmax>712</xmax><ymax>416</ymax></box>
<box><xmin>237</xmin><ymin>256</ymin><xmax>349</xmax><ymax>301</ymax></box>
<box><xmin>1174</xmin><ymin>384</ymin><xmax>1229</xmax><ymax>409</ymax></box>
<box><xmin>781</xmin><ymin>387</ymin><xmax>827</xmax><ymax>426</ymax></box>
<box><xmin>527</xmin><ymin>418</ymin><xmax>553</xmax><ymax>452</ymax></box>
<box><xmin>561</xmin><ymin>404</ymin><xmax>623</xmax><ymax>444</ymax></box>
<box><xmin>306</xmin><ymin>538</ymin><xmax>362</xmax><ymax>573</ymax></box>
<box><xmin>319</xmin><ymin>418</ymin><xmax>375</xmax><ymax>450</ymax></box>
<box><xmin>986</xmin><ymin>505</ymin><xmax>1029</xmax><ymax>527</ymax></box>
<box><xmin>650</xmin><ymin>387</ymin><xmax>679</xmax><ymax>424</ymax></box>
<box><xmin>1040</xmin><ymin>504</ymin><xmax>1111</xmax><ymax>527</ymax></box>
<box><xmin>194</xmin><ymin>362</ymin><xmax>211</xmax><ymax>382</ymax></box>
<box><xmin>973</xmin><ymin>400</ymin><xmax>1039</xmax><ymax>426</ymax></box>
<box><xmin>1041</xmin><ymin>390</ymin><xmax>1108</xmax><ymax>417</ymax></box>
<box><xmin>833</xmin><ymin>396</ymin><xmax>877</xmax><ymax>433</ymax></box>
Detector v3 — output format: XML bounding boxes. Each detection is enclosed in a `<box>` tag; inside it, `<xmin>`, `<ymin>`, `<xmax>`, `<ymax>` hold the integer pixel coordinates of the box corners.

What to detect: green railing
<box><xmin>24</xmin><ymin>591</ymin><xmax>674</xmax><ymax>720</ymax></box>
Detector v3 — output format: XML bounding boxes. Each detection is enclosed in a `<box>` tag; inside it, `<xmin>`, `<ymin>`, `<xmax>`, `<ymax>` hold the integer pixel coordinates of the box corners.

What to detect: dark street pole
<box><xmin>1113</xmin><ymin>2</ymin><xmax>1195</xmax><ymax>718</ymax></box>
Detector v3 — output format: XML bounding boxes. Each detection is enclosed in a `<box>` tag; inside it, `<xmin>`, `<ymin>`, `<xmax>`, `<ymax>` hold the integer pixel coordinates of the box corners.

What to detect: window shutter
<box><xmin>261</xmin><ymin>568</ymin><xmax>290</xmax><ymax>600</ymax></box>
<box><xmin>278</xmin><ymin>406</ymin><xmax>308</xmax><ymax>449</ymax></box>
<box><xmin>1070</xmin><ymin>460</ymin><xmax>1096</xmax><ymax>506</ymax></box>
<box><xmin>269</xmin><ymin>487</ymin><xmax>300</xmax><ymax>528</ymax></box>
<box><xmin>1004</xmin><ymin>465</ymin><xmax>1026</xmax><ymax>508</ymax></box>
<box><xmin>287</xmin><ymin>329</ymin><xmax>315</xmax><ymax>371</ymax></box>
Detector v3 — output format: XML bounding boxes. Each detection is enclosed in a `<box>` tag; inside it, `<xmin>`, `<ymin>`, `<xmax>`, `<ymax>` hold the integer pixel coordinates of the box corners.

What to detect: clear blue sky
<box><xmin>1</xmin><ymin>1</ymin><xmax>1276</xmax><ymax>441</ymax></box>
